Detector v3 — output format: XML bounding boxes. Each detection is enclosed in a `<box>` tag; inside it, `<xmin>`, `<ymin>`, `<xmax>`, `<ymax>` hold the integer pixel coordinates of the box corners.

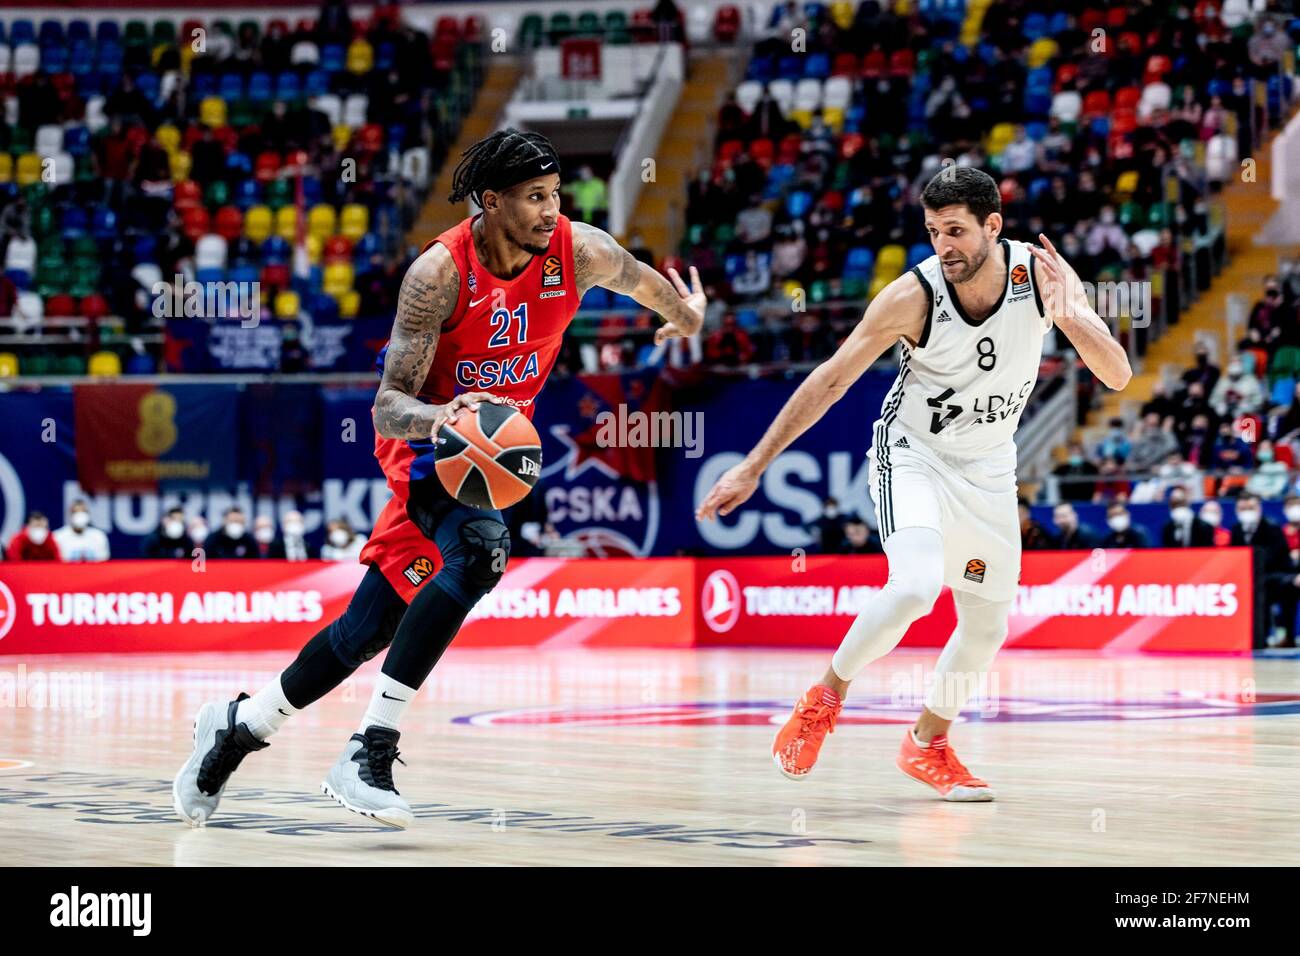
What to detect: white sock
<box><xmin>236</xmin><ymin>678</ymin><xmax>298</xmax><ymax>741</ymax></box>
<box><xmin>358</xmin><ymin>674</ymin><xmax>418</xmax><ymax>734</ymax></box>
<box><xmin>911</xmin><ymin>729</ymin><xmax>930</xmax><ymax>748</ymax></box>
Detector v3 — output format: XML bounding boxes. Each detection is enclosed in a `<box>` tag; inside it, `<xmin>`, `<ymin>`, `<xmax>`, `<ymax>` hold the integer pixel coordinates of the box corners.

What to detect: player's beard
<box><xmin>944</xmin><ymin>237</ymin><xmax>990</xmax><ymax>284</ymax></box>
<box><xmin>510</xmin><ymin>222</ymin><xmax>552</xmax><ymax>257</ymax></box>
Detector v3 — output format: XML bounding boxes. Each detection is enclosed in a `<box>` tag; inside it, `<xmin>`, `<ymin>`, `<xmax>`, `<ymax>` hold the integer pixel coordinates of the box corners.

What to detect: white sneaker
<box><xmin>321</xmin><ymin>725</ymin><xmax>414</xmax><ymax>829</ymax></box>
<box><xmin>173</xmin><ymin>693</ymin><xmax>269</xmax><ymax>826</ymax></box>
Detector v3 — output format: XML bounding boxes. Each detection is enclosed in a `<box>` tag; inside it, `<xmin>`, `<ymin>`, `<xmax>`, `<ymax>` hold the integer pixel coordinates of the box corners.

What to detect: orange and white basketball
<box><xmin>434</xmin><ymin>403</ymin><xmax>542</xmax><ymax>509</ymax></box>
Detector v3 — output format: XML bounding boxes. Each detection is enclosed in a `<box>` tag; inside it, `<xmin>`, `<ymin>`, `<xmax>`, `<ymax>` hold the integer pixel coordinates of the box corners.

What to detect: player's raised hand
<box><xmin>432</xmin><ymin>392</ymin><xmax>506</xmax><ymax>438</ymax></box>
<box><xmin>1028</xmin><ymin>233</ymin><xmax>1080</xmax><ymax>323</ymax></box>
<box><xmin>656</xmin><ymin>265</ymin><xmax>707</xmax><ymax>345</ymax></box>
<box><xmin>696</xmin><ymin>461</ymin><xmax>760</xmax><ymax>521</ymax></box>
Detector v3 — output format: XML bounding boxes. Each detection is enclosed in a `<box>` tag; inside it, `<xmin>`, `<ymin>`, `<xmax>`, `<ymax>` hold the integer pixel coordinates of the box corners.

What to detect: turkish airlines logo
<box><xmin>0</xmin><ymin>580</ymin><xmax>15</xmax><ymax>641</ymax></box>
<box><xmin>701</xmin><ymin>570</ymin><xmax>741</xmax><ymax>633</ymax></box>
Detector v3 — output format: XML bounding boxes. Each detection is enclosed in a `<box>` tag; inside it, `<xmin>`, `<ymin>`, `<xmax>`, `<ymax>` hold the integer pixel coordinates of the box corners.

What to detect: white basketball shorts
<box><xmin>867</xmin><ymin>425</ymin><xmax>1022</xmax><ymax>603</ymax></box>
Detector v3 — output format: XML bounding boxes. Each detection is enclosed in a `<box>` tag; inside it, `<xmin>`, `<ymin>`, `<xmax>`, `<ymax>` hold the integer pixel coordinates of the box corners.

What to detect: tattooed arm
<box><xmin>572</xmin><ymin>220</ymin><xmax>707</xmax><ymax>344</ymax></box>
<box><xmin>372</xmin><ymin>243</ymin><xmax>502</xmax><ymax>439</ymax></box>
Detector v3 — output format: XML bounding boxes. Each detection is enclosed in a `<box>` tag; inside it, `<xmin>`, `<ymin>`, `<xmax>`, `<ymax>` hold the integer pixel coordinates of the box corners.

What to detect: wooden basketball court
<box><xmin>2</xmin><ymin>647</ymin><xmax>1297</xmax><ymax>866</ymax></box>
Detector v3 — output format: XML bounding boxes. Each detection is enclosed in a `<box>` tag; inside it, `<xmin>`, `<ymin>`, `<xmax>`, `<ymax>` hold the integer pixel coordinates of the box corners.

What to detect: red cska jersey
<box><xmin>373</xmin><ymin>212</ymin><xmax>581</xmax><ymax>500</ymax></box>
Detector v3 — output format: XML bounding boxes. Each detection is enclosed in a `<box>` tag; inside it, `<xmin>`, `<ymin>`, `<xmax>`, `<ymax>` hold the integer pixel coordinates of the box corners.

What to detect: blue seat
<box><xmin>311</xmin><ymin>292</ymin><xmax>340</xmax><ymax>323</ymax></box>
<box><xmin>226</xmin><ymin>151</ymin><xmax>253</xmax><ymax>177</ymax></box>
<box><xmin>95</xmin><ymin>21</ymin><xmax>120</xmax><ymax>44</ymax></box>
<box><xmin>126</xmin><ymin>353</ymin><xmax>156</xmax><ymax>375</ymax></box>
<box><xmin>38</xmin><ymin>19</ymin><xmax>63</xmax><ymax>45</ymax></box>
<box><xmin>92</xmin><ymin>207</ymin><xmax>118</xmax><ymax>241</ymax></box>
<box><xmin>1023</xmin><ymin>89</ymin><xmax>1052</xmax><ymax>116</ymax></box>
<box><xmin>845</xmin><ymin>247</ymin><xmax>875</xmax><ymax>277</ymax></box>
<box><xmin>135</xmin><ymin>73</ymin><xmax>160</xmax><ymax>104</ymax></box>
<box><xmin>229</xmin><ymin>264</ymin><xmax>259</xmax><ymax>286</ymax></box>
<box><xmin>191</xmin><ymin>73</ymin><xmax>217</xmax><ymax>98</ymax></box>
<box><xmin>247</xmin><ymin>72</ymin><xmax>273</xmax><ymax>101</ymax></box>
<box><xmin>352</xmin><ymin>232</ymin><xmax>382</xmax><ymax>262</ymax></box>
<box><xmin>304</xmin><ymin>70</ymin><xmax>329</xmax><ymax>98</ymax></box>
<box><xmin>262</xmin><ymin>236</ymin><xmax>291</xmax><ymax>262</ymax></box>
<box><xmin>785</xmin><ymin>190</ymin><xmax>813</xmax><ymax>219</ymax></box>
<box><xmin>67</xmin><ymin>20</ymin><xmax>92</xmax><ymax>44</ymax></box>
<box><xmin>1048</xmin><ymin>12</ymin><xmax>1070</xmax><ymax>35</ymax></box>
<box><xmin>724</xmin><ymin>254</ymin><xmax>745</xmax><ymax>278</ymax></box>
<box><xmin>804</xmin><ymin>52</ymin><xmax>830</xmax><ymax>79</ymax></box>
<box><xmin>301</xmin><ymin>177</ymin><xmax>323</xmax><ymax>205</ymax></box>
<box><xmin>276</xmin><ymin>72</ymin><xmax>301</xmax><ymax>101</ymax></box>
<box><xmin>61</xmin><ymin>207</ymin><xmax>90</xmax><ymax>239</ymax></box>
<box><xmin>1025</xmin><ymin>121</ymin><xmax>1048</xmax><ymax>141</ymax></box>
<box><xmin>907</xmin><ymin>243</ymin><xmax>931</xmax><ymax>268</ymax></box>
<box><xmin>234</xmin><ymin>179</ymin><xmax>262</xmax><ymax>210</ymax></box>
<box><xmin>1023</xmin><ymin>13</ymin><xmax>1048</xmax><ymax>41</ymax></box>
<box><xmin>5</xmin><ymin>269</ymin><xmax>31</xmax><ymax>289</ymax></box>
<box><xmin>219</xmin><ymin>75</ymin><xmax>243</xmax><ymax>100</ymax></box>
<box><xmin>41</xmin><ymin>46</ymin><xmax>69</xmax><ymax>73</ymax></box>
<box><xmin>375</xmin><ymin>42</ymin><xmax>396</xmax><ymax>71</ymax></box>
<box><xmin>1028</xmin><ymin>176</ymin><xmax>1052</xmax><ymax>203</ymax></box>
<box><xmin>610</xmin><ymin>293</ymin><xmax>638</xmax><ymax>311</ymax></box>
<box><xmin>133</xmin><ymin>235</ymin><xmax>158</xmax><ymax>263</ymax></box>
<box><xmin>1089</xmin><ymin>116</ymin><xmax>1110</xmax><ymax>137</ymax></box>
<box><xmin>1271</xmin><ymin>377</ymin><xmax>1295</xmax><ymax>407</ymax></box>
<box><xmin>320</xmin><ymin>44</ymin><xmax>345</xmax><ymax>73</ymax></box>
<box><xmin>582</xmin><ymin>286</ymin><xmax>610</xmax><ymax>309</ymax></box>
<box><xmin>196</xmin><ymin>268</ymin><xmax>227</xmax><ymax>287</ymax></box>
<box><xmin>777</xmin><ymin>55</ymin><xmax>803</xmax><ymax>79</ymax></box>
<box><xmin>291</xmin><ymin>266</ymin><xmax>323</xmax><ymax>297</ymax></box>
<box><xmin>736</xmin><ymin>308</ymin><xmax>760</xmax><ymax>329</ymax></box>
<box><xmin>69</xmin><ymin>42</ymin><xmax>95</xmax><ymax>76</ymax></box>
<box><xmin>745</xmin><ymin>56</ymin><xmax>774</xmax><ymax>83</ymax></box>
<box><xmin>9</xmin><ymin>19</ymin><xmax>35</xmax><ymax>46</ymax></box>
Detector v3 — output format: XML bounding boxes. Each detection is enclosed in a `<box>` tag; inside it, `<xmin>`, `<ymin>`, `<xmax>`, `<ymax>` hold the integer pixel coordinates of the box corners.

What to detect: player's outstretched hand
<box><xmin>432</xmin><ymin>392</ymin><xmax>507</xmax><ymax>440</ymax></box>
<box><xmin>656</xmin><ymin>265</ymin><xmax>706</xmax><ymax>345</ymax></box>
<box><xmin>696</xmin><ymin>462</ymin><xmax>760</xmax><ymax>521</ymax></box>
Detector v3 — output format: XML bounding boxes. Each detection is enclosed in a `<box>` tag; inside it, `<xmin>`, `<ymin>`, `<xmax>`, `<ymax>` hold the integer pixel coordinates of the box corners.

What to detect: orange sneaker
<box><xmin>772</xmin><ymin>685</ymin><xmax>843</xmax><ymax>779</ymax></box>
<box><xmin>896</xmin><ymin>731</ymin><xmax>995</xmax><ymax>801</ymax></box>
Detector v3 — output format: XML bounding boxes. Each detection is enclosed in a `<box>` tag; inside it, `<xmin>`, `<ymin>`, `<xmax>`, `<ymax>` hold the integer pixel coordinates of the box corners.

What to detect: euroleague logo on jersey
<box><xmin>1010</xmin><ymin>263</ymin><xmax>1031</xmax><ymax>296</ymax></box>
<box><xmin>542</xmin><ymin>255</ymin><xmax>563</xmax><ymax>288</ymax></box>
<box><xmin>701</xmin><ymin>570</ymin><xmax>742</xmax><ymax>633</ymax></box>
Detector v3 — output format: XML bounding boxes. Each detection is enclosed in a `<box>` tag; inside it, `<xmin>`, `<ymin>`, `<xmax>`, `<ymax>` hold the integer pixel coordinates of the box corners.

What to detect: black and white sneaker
<box><xmin>321</xmin><ymin>725</ymin><xmax>413</xmax><ymax>829</ymax></box>
<box><xmin>173</xmin><ymin>693</ymin><xmax>269</xmax><ymax>827</ymax></box>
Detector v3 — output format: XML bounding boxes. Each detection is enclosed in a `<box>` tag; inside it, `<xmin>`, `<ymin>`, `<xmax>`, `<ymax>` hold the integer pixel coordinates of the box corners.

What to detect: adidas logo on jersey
<box><xmin>892</xmin><ymin>436</ymin><xmax>909</xmax><ymax>448</ymax></box>
<box><xmin>937</xmin><ymin>310</ymin><xmax>952</xmax><ymax>322</ymax></box>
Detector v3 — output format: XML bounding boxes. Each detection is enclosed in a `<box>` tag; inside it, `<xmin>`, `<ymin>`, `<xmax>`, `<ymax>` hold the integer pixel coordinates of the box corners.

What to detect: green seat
<box><xmin>577</xmin><ymin>12</ymin><xmax>601</xmax><ymax>35</ymax></box>
<box><xmin>22</xmin><ymin>353</ymin><xmax>54</xmax><ymax>375</ymax></box>
<box><xmin>519</xmin><ymin>13</ymin><xmax>544</xmax><ymax>44</ymax></box>
<box><xmin>9</xmin><ymin>124</ymin><xmax>32</xmax><ymax>155</ymax></box>
<box><xmin>36</xmin><ymin>267</ymin><xmax>66</xmax><ymax>297</ymax></box>
<box><xmin>74</xmin><ymin>154</ymin><xmax>97</xmax><ymax>182</ymax></box>
<box><xmin>205</xmin><ymin>180</ymin><xmax>231</xmax><ymax>207</ymax></box>
<box><xmin>265</xmin><ymin>177</ymin><xmax>293</xmax><ymax>210</ymax></box>
<box><xmin>686</xmin><ymin>222</ymin><xmax>707</xmax><ymax>246</ymax></box>
<box><xmin>713</xmin><ymin>222</ymin><xmax>735</xmax><ymax>246</ymax></box>
<box><xmin>58</xmin><ymin>355</ymin><xmax>86</xmax><ymax>375</ymax></box>
<box><xmin>68</xmin><ymin>263</ymin><xmax>99</xmax><ymax>298</ymax></box>
<box><xmin>605</xmin><ymin>10</ymin><xmax>628</xmax><ymax>30</ymax></box>
<box><xmin>124</xmin><ymin>20</ymin><xmax>149</xmax><ymax>46</ymax></box>
<box><xmin>842</xmin><ymin>276</ymin><xmax>867</xmax><ymax>300</ymax></box>
<box><xmin>1118</xmin><ymin>201</ymin><xmax>1142</xmax><ymax>227</ymax></box>
<box><xmin>70</xmin><ymin>236</ymin><xmax>99</xmax><ymax>260</ymax></box>
<box><xmin>1270</xmin><ymin>345</ymin><xmax>1300</xmax><ymax>385</ymax></box>
<box><xmin>810</xmin><ymin>279</ymin><xmax>831</xmax><ymax>304</ymax></box>
<box><xmin>153</xmin><ymin>20</ymin><xmax>176</xmax><ymax>45</ymax></box>
<box><xmin>32</xmin><ymin>206</ymin><xmax>57</xmax><ymax>239</ymax></box>
<box><xmin>1147</xmin><ymin>203</ymin><xmax>1167</xmax><ymax>227</ymax></box>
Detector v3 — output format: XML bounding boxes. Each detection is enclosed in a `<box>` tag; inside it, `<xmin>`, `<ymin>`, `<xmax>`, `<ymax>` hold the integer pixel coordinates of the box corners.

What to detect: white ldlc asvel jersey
<box><xmin>874</xmin><ymin>238</ymin><xmax>1052</xmax><ymax>459</ymax></box>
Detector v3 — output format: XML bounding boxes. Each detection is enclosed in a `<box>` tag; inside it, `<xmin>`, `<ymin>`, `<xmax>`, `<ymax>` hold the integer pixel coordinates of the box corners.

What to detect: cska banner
<box><xmin>0</xmin><ymin>548</ymin><xmax>1251</xmax><ymax>655</ymax></box>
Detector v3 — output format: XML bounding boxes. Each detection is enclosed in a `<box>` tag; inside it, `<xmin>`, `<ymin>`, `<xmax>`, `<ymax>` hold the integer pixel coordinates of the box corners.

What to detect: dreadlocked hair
<box><xmin>447</xmin><ymin>128</ymin><xmax>560</xmax><ymax>206</ymax></box>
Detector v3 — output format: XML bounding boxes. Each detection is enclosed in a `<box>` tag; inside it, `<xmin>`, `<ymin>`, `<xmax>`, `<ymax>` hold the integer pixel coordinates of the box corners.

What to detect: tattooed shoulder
<box><xmin>573</xmin><ymin>220</ymin><xmax>641</xmax><ymax>296</ymax></box>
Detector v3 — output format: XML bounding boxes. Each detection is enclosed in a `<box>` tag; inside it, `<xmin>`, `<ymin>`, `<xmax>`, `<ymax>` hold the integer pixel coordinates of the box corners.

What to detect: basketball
<box><xmin>434</xmin><ymin>402</ymin><xmax>542</xmax><ymax>510</ymax></box>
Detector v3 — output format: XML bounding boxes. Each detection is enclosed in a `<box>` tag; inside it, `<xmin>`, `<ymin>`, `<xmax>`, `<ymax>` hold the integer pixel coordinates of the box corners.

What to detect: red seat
<box><xmin>777</xmin><ymin>133</ymin><xmax>802</xmax><ymax>163</ymax></box>
<box><xmin>713</xmin><ymin>5</ymin><xmax>741</xmax><ymax>43</ymax></box>
<box><xmin>45</xmin><ymin>293</ymin><xmax>78</xmax><ymax>317</ymax></box>
<box><xmin>1082</xmin><ymin>90</ymin><xmax>1111</xmax><ymax>117</ymax></box>
<box><xmin>1110</xmin><ymin>107</ymin><xmax>1138</xmax><ymax>135</ymax></box>
<box><xmin>1055</xmin><ymin>63</ymin><xmax>1078</xmax><ymax>90</ymax></box>
<box><xmin>716</xmin><ymin>139</ymin><xmax>743</xmax><ymax>164</ymax></box>
<box><xmin>212</xmin><ymin>126</ymin><xmax>239</xmax><ymax>152</ymax></box>
<box><xmin>49</xmin><ymin>73</ymin><xmax>74</xmax><ymax>94</ymax></box>
<box><xmin>888</xmin><ymin>49</ymin><xmax>914</xmax><ymax>77</ymax></box>
<box><xmin>434</xmin><ymin>16</ymin><xmax>460</xmax><ymax>40</ymax></box>
<box><xmin>1114</xmin><ymin>86</ymin><xmax>1141</xmax><ymax>110</ymax></box>
<box><xmin>181</xmin><ymin>19</ymin><xmax>204</xmax><ymax>43</ymax></box>
<box><xmin>860</xmin><ymin>50</ymin><xmax>886</xmax><ymax>78</ymax></box>
<box><xmin>215</xmin><ymin>206</ymin><xmax>243</xmax><ymax>241</ymax></box>
<box><xmin>255</xmin><ymin>151</ymin><xmax>281</xmax><ymax>183</ymax></box>
<box><xmin>1145</xmin><ymin>54</ymin><xmax>1172</xmax><ymax>80</ymax></box>
<box><xmin>356</xmin><ymin>124</ymin><xmax>384</xmax><ymax>154</ymax></box>
<box><xmin>260</xmin><ymin>263</ymin><xmax>290</xmax><ymax>290</ymax></box>
<box><xmin>631</xmin><ymin>8</ymin><xmax>655</xmax><ymax>42</ymax></box>
<box><xmin>80</xmin><ymin>294</ymin><xmax>110</xmax><ymax>320</ymax></box>
<box><xmin>266</xmin><ymin>18</ymin><xmax>289</xmax><ymax>35</ymax></box>
<box><xmin>831</xmin><ymin>52</ymin><xmax>858</xmax><ymax>76</ymax></box>
<box><xmin>750</xmin><ymin>138</ymin><xmax>775</xmax><ymax>168</ymax></box>
<box><xmin>463</xmin><ymin>15</ymin><xmax>484</xmax><ymax>43</ymax></box>
<box><xmin>173</xmin><ymin>179</ymin><xmax>202</xmax><ymax>209</ymax></box>
<box><xmin>1080</xmin><ymin>10</ymin><xmax>1105</xmax><ymax>32</ymax></box>
<box><xmin>839</xmin><ymin>131</ymin><xmax>865</xmax><ymax>159</ymax></box>
<box><xmin>1119</xmin><ymin>30</ymin><xmax>1143</xmax><ymax>53</ymax></box>
<box><xmin>660</xmin><ymin>254</ymin><xmax>684</xmax><ymax>274</ymax></box>
<box><xmin>323</xmin><ymin>235</ymin><xmax>353</xmax><ymax>262</ymax></box>
<box><xmin>1106</xmin><ymin>7</ymin><xmax>1127</xmax><ymax>28</ymax></box>
<box><xmin>182</xmin><ymin>124</ymin><xmax>205</xmax><ymax>151</ymax></box>
<box><xmin>820</xmin><ymin>190</ymin><xmax>845</xmax><ymax>213</ymax></box>
<box><xmin>180</xmin><ymin>206</ymin><xmax>209</xmax><ymax>242</ymax></box>
<box><xmin>295</xmin><ymin>18</ymin><xmax>316</xmax><ymax>34</ymax></box>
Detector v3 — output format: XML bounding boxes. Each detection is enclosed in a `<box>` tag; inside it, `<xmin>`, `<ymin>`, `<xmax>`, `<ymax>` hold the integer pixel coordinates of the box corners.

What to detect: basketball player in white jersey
<box><xmin>697</xmin><ymin>167</ymin><xmax>1131</xmax><ymax>799</ymax></box>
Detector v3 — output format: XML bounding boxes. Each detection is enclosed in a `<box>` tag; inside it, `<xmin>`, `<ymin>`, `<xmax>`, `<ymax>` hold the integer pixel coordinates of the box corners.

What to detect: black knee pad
<box><xmin>457</xmin><ymin>518</ymin><xmax>511</xmax><ymax>594</ymax></box>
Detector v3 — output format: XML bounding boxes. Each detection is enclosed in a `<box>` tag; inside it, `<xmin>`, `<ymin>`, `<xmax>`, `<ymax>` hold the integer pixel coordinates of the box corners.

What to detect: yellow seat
<box><xmin>274</xmin><ymin>290</ymin><xmax>300</xmax><ymax>319</ymax></box>
<box><xmin>274</xmin><ymin>206</ymin><xmax>298</xmax><ymax>241</ymax></box>
<box><xmin>876</xmin><ymin>244</ymin><xmax>906</xmax><ymax>278</ymax></box>
<box><xmin>869</xmin><ymin>275</ymin><xmax>890</xmax><ymax>299</ymax></box>
<box><xmin>88</xmin><ymin>351</ymin><xmax>122</xmax><ymax>377</ymax></box>
<box><xmin>339</xmin><ymin>204</ymin><xmax>369</xmax><ymax>241</ymax></box>
<box><xmin>199</xmin><ymin>96</ymin><xmax>228</xmax><ymax>128</ymax></box>
<box><xmin>893</xmin><ymin>0</ymin><xmax>913</xmax><ymax>15</ymax></box>
<box><xmin>304</xmin><ymin>233</ymin><xmax>322</xmax><ymax>265</ymax></box>
<box><xmin>0</xmin><ymin>351</ymin><xmax>18</xmax><ymax>377</ymax></box>
<box><xmin>1115</xmin><ymin>170</ymin><xmax>1140</xmax><ymax>195</ymax></box>
<box><xmin>16</xmin><ymin>153</ymin><xmax>42</xmax><ymax>186</ymax></box>
<box><xmin>169</xmin><ymin>150</ymin><xmax>191</xmax><ymax>182</ymax></box>
<box><xmin>307</xmin><ymin>204</ymin><xmax>336</xmax><ymax>242</ymax></box>
<box><xmin>789</xmin><ymin>108</ymin><xmax>814</xmax><ymax>130</ymax></box>
<box><xmin>244</xmin><ymin>205</ymin><xmax>273</xmax><ymax>242</ymax></box>
<box><xmin>1027</xmin><ymin>37</ymin><xmax>1059</xmax><ymax>69</ymax></box>
<box><xmin>337</xmin><ymin>289</ymin><xmax>360</xmax><ymax>319</ymax></box>
<box><xmin>331</xmin><ymin>123</ymin><xmax>352</xmax><ymax>152</ymax></box>
<box><xmin>179</xmin><ymin>44</ymin><xmax>196</xmax><ymax>75</ymax></box>
<box><xmin>155</xmin><ymin>124</ymin><xmax>181</xmax><ymax>153</ymax></box>
<box><xmin>782</xmin><ymin>279</ymin><xmax>803</xmax><ymax>302</ymax></box>
<box><xmin>822</xmin><ymin>107</ymin><xmax>845</xmax><ymax>132</ymax></box>
<box><xmin>323</xmin><ymin>262</ymin><xmax>354</xmax><ymax>297</ymax></box>
<box><xmin>0</xmin><ymin>154</ymin><xmax>12</xmax><ymax>182</ymax></box>
<box><xmin>346</xmin><ymin>39</ymin><xmax>374</xmax><ymax>75</ymax></box>
<box><xmin>830</xmin><ymin>1</ymin><xmax>854</xmax><ymax>30</ymax></box>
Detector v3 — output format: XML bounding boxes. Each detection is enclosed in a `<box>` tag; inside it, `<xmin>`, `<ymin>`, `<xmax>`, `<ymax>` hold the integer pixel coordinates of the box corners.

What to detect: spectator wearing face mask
<box><xmin>52</xmin><ymin>499</ymin><xmax>111</xmax><ymax>562</ymax></box>
<box><xmin>808</xmin><ymin>497</ymin><xmax>846</xmax><ymax>554</ymax></box>
<box><xmin>1209</xmin><ymin>357</ymin><xmax>1263</xmax><ymax>418</ymax></box>
<box><xmin>272</xmin><ymin>510</ymin><xmax>314</xmax><ymax>561</ymax></box>
<box><xmin>1161</xmin><ymin>486</ymin><xmax>1215</xmax><ymax>547</ymax></box>
<box><xmin>1231</xmin><ymin>493</ymin><xmax>1290</xmax><ymax>649</ymax></box>
<box><xmin>208</xmin><ymin>507</ymin><xmax>257</xmax><ymax>559</ymax></box>
<box><xmin>1096</xmin><ymin>417</ymin><xmax>1131</xmax><ymax>464</ymax></box>
<box><xmin>1127</xmin><ymin>413</ymin><xmax>1181</xmax><ymax>475</ymax></box>
<box><xmin>1197</xmin><ymin>500</ymin><xmax>1233</xmax><ymax>547</ymax></box>
<box><xmin>6</xmin><ymin>511</ymin><xmax>62</xmax><ymax>561</ymax></box>
<box><xmin>1181</xmin><ymin>344</ymin><xmax>1220</xmax><ymax>394</ymax></box>
<box><xmin>251</xmin><ymin>515</ymin><xmax>280</xmax><ymax>559</ymax></box>
<box><xmin>1210</xmin><ymin>423</ymin><xmax>1254</xmax><ymax>474</ymax></box>
<box><xmin>1051</xmin><ymin>502</ymin><xmax>1098</xmax><ymax>549</ymax></box>
<box><xmin>1245</xmin><ymin>439</ymin><xmax>1290</xmax><ymax>499</ymax></box>
<box><xmin>1053</xmin><ymin>442</ymin><xmax>1098</xmax><ymax>502</ymax></box>
<box><xmin>187</xmin><ymin>517</ymin><xmax>210</xmax><ymax>552</ymax></box>
<box><xmin>142</xmin><ymin>507</ymin><xmax>194</xmax><ymax>558</ymax></box>
<box><xmin>1101</xmin><ymin>503</ymin><xmax>1148</xmax><ymax>548</ymax></box>
<box><xmin>320</xmin><ymin>519</ymin><xmax>365</xmax><ymax>561</ymax></box>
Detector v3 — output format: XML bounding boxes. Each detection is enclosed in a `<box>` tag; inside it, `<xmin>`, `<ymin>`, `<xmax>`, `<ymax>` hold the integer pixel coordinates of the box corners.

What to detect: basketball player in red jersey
<box><xmin>174</xmin><ymin>129</ymin><xmax>706</xmax><ymax>828</ymax></box>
